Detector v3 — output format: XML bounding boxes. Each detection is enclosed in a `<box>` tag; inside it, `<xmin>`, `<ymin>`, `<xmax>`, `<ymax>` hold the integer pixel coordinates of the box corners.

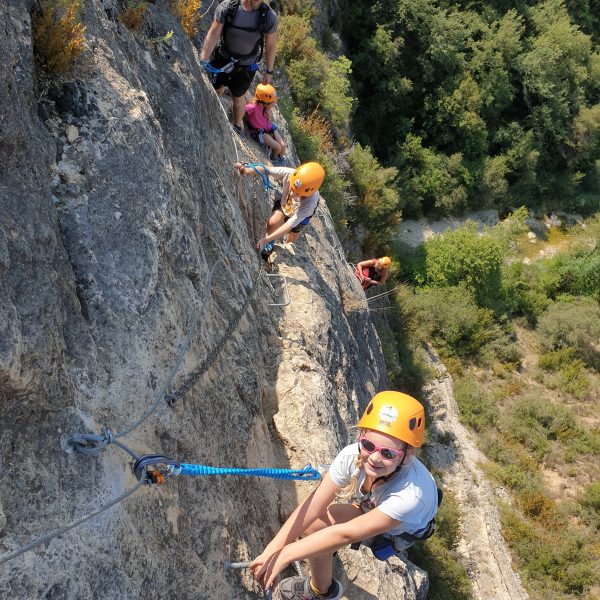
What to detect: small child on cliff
<box><xmin>245</xmin><ymin>84</ymin><xmax>287</xmax><ymax>166</ymax></box>
<box><xmin>249</xmin><ymin>391</ymin><xmax>440</xmax><ymax>599</ymax></box>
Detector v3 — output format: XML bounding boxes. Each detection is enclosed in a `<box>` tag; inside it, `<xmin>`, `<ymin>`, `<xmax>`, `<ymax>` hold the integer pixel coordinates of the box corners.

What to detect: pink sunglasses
<box><xmin>359</xmin><ymin>436</ymin><xmax>405</xmax><ymax>461</ymax></box>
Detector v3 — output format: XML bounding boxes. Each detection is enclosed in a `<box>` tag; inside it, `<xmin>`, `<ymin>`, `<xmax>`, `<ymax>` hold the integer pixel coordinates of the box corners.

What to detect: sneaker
<box><xmin>233</xmin><ymin>124</ymin><xmax>245</xmax><ymax>137</ymax></box>
<box><xmin>271</xmin><ymin>156</ymin><xmax>288</xmax><ymax>167</ymax></box>
<box><xmin>261</xmin><ymin>240</ymin><xmax>275</xmax><ymax>261</ymax></box>
<box><xmin>277</xmin><ymin>576</ymin><xmax>343</xmax><ymax>600</ymax></box>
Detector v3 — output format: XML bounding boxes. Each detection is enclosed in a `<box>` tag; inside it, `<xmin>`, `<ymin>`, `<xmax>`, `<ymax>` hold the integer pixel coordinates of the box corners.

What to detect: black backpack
<box><xmin>221</xmin><ymin>0</ymin><xmax>272</xmax><ymax>61</ymax></box>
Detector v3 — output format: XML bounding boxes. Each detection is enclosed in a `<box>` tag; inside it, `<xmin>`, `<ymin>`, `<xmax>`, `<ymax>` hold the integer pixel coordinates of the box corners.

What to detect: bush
<box><xmin>580</xmin><ymin>481</ymin><xmax>600</xmax><ymax>529</ymax></box>
<box><xmin>538</xmin><ymin>347</ymin><xmax>591</xmax><ymax>399</ymax></box>
<box><xmin>501</xmin><ymin>262</ymin><xmax>551</xmax><ymax>324</ymax></box>
<box><xmin>33</xmin><ymin>0</ymin><xmax>86</xmax><ymax>74</ymax></box>
<box><xmin>454</xmin><ymin>376</ymin><xmax>499</xmax><ymax>432</ymax></box>
<box><xmin>277</xmin><ymin>15</ymin><xmax>354</xmax><ymax>129</ymax></box>
<box><xmin>504</xmin><ymin>396</ymin><xmax>600</xmax><ymax>459</ymax></box>
<box><xmin>417</xmin><ymin>223</ymin><xmax>504</xmax><ymax>307</ymax></box>
<box><xmin>537</xmin><ymin>296</ymin><xmax>600</xmax><ymax>369</ymax></box>
<box><xmin>481</xmin><ymin>436</ymin><xmax>541</xmax><ymax>491</ymax></box>
<box><xmin>402</xmin><ymin>284</ymin><xmax>497</xmax><ymax>361</ymax></box>
<box><xmin>501</xmin><ymin>504</ymin><xmax>598</xmax><ymax>595</ymax></box>
<box><xmin>516</xmin><ymin>489</ymin><xmax>560</xmax><ymax>529</ymax></box>
<box><xmin>119</xmin><ymin>1</ymin><xmax>148</xmax><ymax>31</ymax></box>
<box><xmin>171</xmin><ymin>0</ymin><xmax>201</xmax><ymax>38</ymax></box>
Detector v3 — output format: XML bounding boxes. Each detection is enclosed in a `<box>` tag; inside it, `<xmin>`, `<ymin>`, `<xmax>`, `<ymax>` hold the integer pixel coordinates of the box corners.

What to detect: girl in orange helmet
<box><xmin>245</xmin><ymin>84</ymin><xmax>287</xmax><ymax>165</ymax></box>
<box><xmin>355</xmin><ymin>256</ymin><xmax>392</xmax><ymax>290</ymax></box>
<box><xmin>249</xmin><ymin>391</ymin><xmax>439</xmax><ymax>600</ymax></box>
<box><xmin>234</xmin><ymin>161</ymin><xmax>325</xmax><ymax>259</ymax></box>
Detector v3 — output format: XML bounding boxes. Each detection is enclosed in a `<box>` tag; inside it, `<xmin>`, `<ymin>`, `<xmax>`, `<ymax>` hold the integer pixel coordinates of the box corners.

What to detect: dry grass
<box><xmin>171</xmin><ymin>0</ymin><xmax>202</xmax><ymax>39</ymax></box>
<box><xmin>120</xmin><ymin>1</ymin><xmax>148</xmax><ymax>31</ymax></box>
<box><xmin>298</xmin><ymin>108</ymin><xmax>334</xmax><ymax>153</ymax></box>
<box><xmin>33</xmin><ymin>0</ymin><xmax>86</xmax><ymax>74</ymax></box>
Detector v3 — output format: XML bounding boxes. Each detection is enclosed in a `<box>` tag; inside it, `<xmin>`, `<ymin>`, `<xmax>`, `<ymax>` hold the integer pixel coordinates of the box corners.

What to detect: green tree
<box><xmin>417</xmin><ymin>222</ymin><xmax>504</xmax><ymax>306</ymax></box>
<box><xmin>348</xmin><ymin>143</ymin><xmax>402</xmax><ymax>242</ymax></box>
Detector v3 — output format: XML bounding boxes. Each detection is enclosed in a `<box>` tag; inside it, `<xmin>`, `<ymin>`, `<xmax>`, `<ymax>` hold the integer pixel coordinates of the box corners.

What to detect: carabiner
<box><xmin>132</xmin><ymin>454</ymin><xmax>180</xmax><ymax>485</ymax></box>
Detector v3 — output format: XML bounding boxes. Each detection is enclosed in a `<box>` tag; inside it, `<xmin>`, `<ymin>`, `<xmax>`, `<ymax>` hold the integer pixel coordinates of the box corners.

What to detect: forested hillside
<box><xmin>342</xmin><ymin>0</ymin><xmax>600</xmax><ymax>216</ymax></box>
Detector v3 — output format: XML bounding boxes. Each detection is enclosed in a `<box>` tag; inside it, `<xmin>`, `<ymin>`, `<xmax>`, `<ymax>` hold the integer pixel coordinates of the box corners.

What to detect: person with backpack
<box><xmin>248</xmin><ymin>391</ymin><xmax>440</xmax><ymax>600</ymax></box>
<box><xmin>354</xmin><ymin>256</ymin><xmax>392</xmax><ymax>290</ymax></box>
<box><xmin>245</xmin><ymin>84</ymin><xmax>287</xmax><ymax>165</ymax></box>
<box><xmin>233</xmin><ymin>161</ymin><xmax>325</xmax><ymax>259</ymax></box>
<box><xmin>199</xmin><ymin>0</ymin><xmax>278</xmax><ymax>134</ymax></box>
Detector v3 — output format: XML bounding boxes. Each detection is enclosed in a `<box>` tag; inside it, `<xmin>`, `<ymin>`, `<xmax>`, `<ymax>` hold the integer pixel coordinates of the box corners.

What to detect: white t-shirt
<box><xmin>269</xmin><ymin>167</ymin><xmax>320</xmax><ymax>229</ymax></box>
<box><xmin>329</xmin><ymin>443</ymin><xmax>438</xmax><ymax>537</ymax></box>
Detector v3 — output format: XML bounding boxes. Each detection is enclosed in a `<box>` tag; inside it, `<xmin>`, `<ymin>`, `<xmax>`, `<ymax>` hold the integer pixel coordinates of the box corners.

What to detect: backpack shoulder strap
<box><xmin>225</xmin><ymin>0</ymin><xmax>240</xmax><ymax>25</ymax></box>
<box><xmin>258</xmin><ymin>2</ymin><xmax>270</xmax><ymax>35</ymax></box>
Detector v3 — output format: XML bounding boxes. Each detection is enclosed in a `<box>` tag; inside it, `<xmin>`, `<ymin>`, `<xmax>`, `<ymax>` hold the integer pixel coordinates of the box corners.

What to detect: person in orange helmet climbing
<box><xmin>355</xmin><ymin>256</ymin><xmax>392</xmax><ymax>290</ymax></box>
<box><xmin>249</xmin><ymin>391</ymin><xmax>440</xmax><ymax>600</ymax></box>
<box><xmin>234</xmin><ymin>161</ymin><xmax>325</xmax><ymax>259</ymax></box>
<box><xmin>245</xmin><ymin>84</ymin><xmax>287</xmax><ymax>165</ymax></box>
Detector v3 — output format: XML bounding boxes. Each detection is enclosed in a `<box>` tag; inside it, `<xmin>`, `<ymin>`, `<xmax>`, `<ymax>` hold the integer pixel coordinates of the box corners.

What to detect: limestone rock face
<box><xmin>0</xmin><ymin>1</ymin><xmax>427</xmax><ymax>598</ymax></box>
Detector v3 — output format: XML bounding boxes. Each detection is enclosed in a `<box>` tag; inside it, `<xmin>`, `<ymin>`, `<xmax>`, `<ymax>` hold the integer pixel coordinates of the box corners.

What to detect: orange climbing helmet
<box><xmin>255</xmin><ymin>84</ymin><xmax>277</xmax><ymax>103</ymax></box>
<box><xmin>291</xmin><ymin>162</ymin><xmax>325</xmax><ymax>197</ymax></box>
<box><xmin>358</xmin><ymin>391</ymin><xmax>425</xmax><ymax>448</ymax></box>
<box><xmin>378</xmin><ymin>256</ymin><xmax>392</xmax><ymax>268</ymax></box>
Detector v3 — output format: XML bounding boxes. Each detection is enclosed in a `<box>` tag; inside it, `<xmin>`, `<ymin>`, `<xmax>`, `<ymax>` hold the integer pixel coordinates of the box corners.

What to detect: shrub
<box><xmin>454</xmin><ymin>375</ymin><xmax>499</xmax><ymax>432</ymax></box>
<box><xmin>417</xmin><ymin>223</ymin><xmax>504</xmax><ymax>307</ymax></box>
<box><xmin>501</xmin><ymin>504</ymin><xmax>598</xmax><ymax>595</ymax></box>
<box><xmin>501</xmin><ymin>262</ymin><xmax>551</xmax><ymax>323</ymax></box>
<box><xmin>516</xmin><ymin>489</ymin><xmax>559</xmax><ymax>528</ymax></box>
<box><xmin>402</xmin><ymin>284</ymin><xmax>497</xmax><ymax>360</ymax></box>
<box><xmin>489</xmin><ymin>206</ymin><xmax>530</xmax><ymax>251</ymax></box>
<box><xmin>504</xmin><ymin>396</ymin><xmax>600</xmax><ymax>459</ymax></box>
<box><xmin>580</xmin><ymin>481</ymin><xmax>600</xmax><ymax>529</ymax></box>
<box><xmin>119</xmin><ymin>1</ymin><xmax>148</xmax><ymax>31</ymax></box>
<box><xmin>537</xmin><ymin>296</ymin><xmax>600</xmax><ymax>369</ymax></box>
<box><xmin>538</xmin><ymin>347</ymin><xmax>591</xmax><ymax>399</ymax></box>
<box><xmin>171</xmin><ymin>0</ymin><xmax>201</xmax><ymax>38</ymax></box>
<box><xmin>32</xmin><ymin>0</ymin><xmax>86</xmax><ymax>74</ymax></box>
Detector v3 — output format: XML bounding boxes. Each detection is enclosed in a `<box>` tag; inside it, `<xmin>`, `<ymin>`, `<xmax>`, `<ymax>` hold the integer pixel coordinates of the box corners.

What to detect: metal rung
<box><xmin>266</xmin><ymin>273</ymin><xmax>291</xmax><ymax>306</ymax></box>
<box><xmin>224</xmin><ymin>561</ymin><xmax>272</xmax><ymax>599</ymax></box>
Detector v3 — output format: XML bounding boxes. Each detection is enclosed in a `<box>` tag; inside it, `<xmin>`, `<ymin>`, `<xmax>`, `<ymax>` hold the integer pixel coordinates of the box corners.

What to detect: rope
<box><xmin>0</xmin><ymin>483</ymin><xmax>143</xmax><ymax>566</ymax></box>
<box><xmin>171</xmin><ymin>463</ymin><xmax>321</xmax><ymax>481</ymax></box>
<box><xmin>167</xmin><ymin>262</ymin><xmax>262</xmax><ymax>400</ymax></box>
<box><xmin>366</xmin><ymin>285</ymin><xmax>402</xmax><ymax>303</ymax></box>
<box><xmin>243</xmin><ymin>163</ymin><xmax>272</xmax><ymax>191</ymax></box>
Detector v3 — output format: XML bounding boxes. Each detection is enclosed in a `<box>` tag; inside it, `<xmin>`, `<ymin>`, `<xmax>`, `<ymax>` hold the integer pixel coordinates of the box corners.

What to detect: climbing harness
<box><xmin>350</xmin><ymin>487</ymin><xmax>443</xmax><ymax>561</ymax></box>
<box><xmin>133</xmin><ymin>454</ymin><xmax>321</xmax><ymax>484</ymax></box>
<box><xmin>220</xmin><ymin>0</ymin><xmax>272</xmax><ymax>63</ymax></box>
<box><xmin>200</xmin><ymin>59</ymin><xmax>238</xmax><ymax>75</ymax></box>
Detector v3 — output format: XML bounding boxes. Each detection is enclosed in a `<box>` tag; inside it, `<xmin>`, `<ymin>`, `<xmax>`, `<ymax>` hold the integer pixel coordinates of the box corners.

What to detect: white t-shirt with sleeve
<box><xmin>269</xmin><ymin>167</ymin><xmax>320</xmax><ymax>230</ymax></box>
<box><xmin>329</xmin><ymin>443</ymin><xmax>438</xmax><ymax>537</ymax></box>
